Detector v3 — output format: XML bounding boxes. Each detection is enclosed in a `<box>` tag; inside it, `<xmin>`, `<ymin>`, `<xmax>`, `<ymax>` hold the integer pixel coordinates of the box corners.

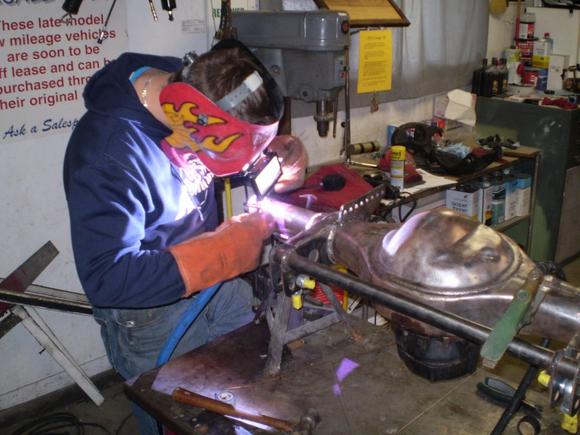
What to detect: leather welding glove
<box><xmin>267</xmin><ymin>135</ymin><xmax>308</xmax><ymax>193</ymax></box>
<box><xmin>169</xmin><ymin>212</ymin><xmax>273</xmax><ymax>296</ymax></box>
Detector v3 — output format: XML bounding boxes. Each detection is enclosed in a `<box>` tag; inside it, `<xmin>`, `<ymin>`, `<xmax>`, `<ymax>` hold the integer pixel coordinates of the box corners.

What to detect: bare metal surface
<box><xmin>329</xmin><ymin>209</ymin><xmax>580</xmax><ymax>342</ymax></box>
<box><xmin>375</xmin><ymin>209</ymin><xmax>522</xmax><ymax>290</ymax></box>
<box><xmin>260</xmin><ymin>197</ymin><xmax>580</xmax><ymax>343</ymax></box>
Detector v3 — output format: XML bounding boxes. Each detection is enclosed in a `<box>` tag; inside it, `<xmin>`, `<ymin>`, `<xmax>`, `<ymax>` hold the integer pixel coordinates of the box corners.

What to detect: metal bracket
<box><xmin>549</xmin><ymin>332</ymin><xmax>580</xmax><ymax>416</ymax></box>
<box><xmin>337</xmin><ymin>184</ymin><xmax>386</xmax><ymax>225</ymax></box>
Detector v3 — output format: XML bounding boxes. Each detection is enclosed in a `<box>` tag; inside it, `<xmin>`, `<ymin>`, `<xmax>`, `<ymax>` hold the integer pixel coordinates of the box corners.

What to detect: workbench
<box><xmin>351</xmin><ymin>146</ymin><xmax>541</xmax><ymax>256</ymax></box>
<box><xmin>124</xmin><ymin>316</ymin><xmax>563</xmax><ymax>434</ymax></box>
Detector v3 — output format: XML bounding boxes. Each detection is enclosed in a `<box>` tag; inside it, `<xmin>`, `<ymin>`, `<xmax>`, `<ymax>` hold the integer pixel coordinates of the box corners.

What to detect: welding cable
<box><xmin>9</xmin><ymin>411</ymin><xmax>111</xmax><ymax>435</ymax></box>
<box><xmin>156</xmin><ymin>283</ymin><xmax>222</xmax><ymax>367</ymax></box>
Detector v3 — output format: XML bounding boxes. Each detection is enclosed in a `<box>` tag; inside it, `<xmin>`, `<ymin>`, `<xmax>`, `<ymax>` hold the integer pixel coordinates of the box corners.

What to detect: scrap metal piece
<box><xmin>0</xmin><ymin>241</ymin><xmax>59</xmax><ymax>316</ymax></box>
<box><xmin>337</xmin><ymin>184</ymin><xmax>386</xmax><ymax>225</ymax></box>
<box><xmin>172</xmin><ymin>387</ymin><xmax>296</xmax><ymax>432</ymax></box>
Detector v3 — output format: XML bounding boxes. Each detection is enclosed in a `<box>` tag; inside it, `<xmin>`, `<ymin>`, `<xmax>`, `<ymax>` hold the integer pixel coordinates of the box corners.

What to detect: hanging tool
<box><xmin>61</xmin><ymin>0</ymin><xmax>83</xmax><ymax>22</ymax></box>
<box><xmin>161</xmin><ymin>0</ymin><xmax>176</xmax><ymax>21</ymax></box>
<box><xmin>215</xmin><ymin>0</ymin><xmax>236</xmax><ymax>40</ymax></box>
<box><xmin>97</xmin><ymin>0</ymin><xmax>118</xmax><ymax>44</ymax></box>
<box><xmin>147</xmin><ymin>0</ymin><xmax>159</xmax><ymax>21</ymax></box>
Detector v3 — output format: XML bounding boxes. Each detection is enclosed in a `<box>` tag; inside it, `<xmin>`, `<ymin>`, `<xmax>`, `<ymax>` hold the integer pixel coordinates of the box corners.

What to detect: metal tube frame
<box><xmin>274</xmin><ymin>247</ymin><xmax>579</xmax><ymax>380</ymax></box>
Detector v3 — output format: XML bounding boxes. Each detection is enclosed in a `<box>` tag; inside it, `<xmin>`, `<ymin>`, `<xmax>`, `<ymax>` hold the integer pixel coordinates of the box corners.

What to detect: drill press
<box><xmin>232</xmin><ymin>11</ymin><xmax>350</xmax><ymax>138</ymax></box>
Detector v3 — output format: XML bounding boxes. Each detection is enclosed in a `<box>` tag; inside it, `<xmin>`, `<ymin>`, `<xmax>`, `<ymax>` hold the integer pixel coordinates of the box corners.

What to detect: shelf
<box><xmin>492</xmin><ymin>215</ymin><xmax>529</xmax><ymax>232</ymax></box>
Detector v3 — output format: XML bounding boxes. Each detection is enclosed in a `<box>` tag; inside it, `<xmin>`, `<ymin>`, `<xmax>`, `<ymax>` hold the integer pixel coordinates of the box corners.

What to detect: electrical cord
<box><xmin>9</xmin><ymin>412</ymin><xmax>111</xmax><ymax>435</ymax></box>
<box><xmin>9</xmin><ymin>410</ymin><xmax>135</xmax><ymax>435</ymax></box>
<box><xmin>395</xmin><ymin>191</ymin><xmax>417</xmax><ymax>223</ymax></box>
<box><xmin>378</xmin><ymin>187</ymin><xmax>417</xmax><ymax>223</ymax></box>
<box><xmin>114</xmin><ymin>412</ymin><xmax>133</xmax><ymax>435</ymax></box>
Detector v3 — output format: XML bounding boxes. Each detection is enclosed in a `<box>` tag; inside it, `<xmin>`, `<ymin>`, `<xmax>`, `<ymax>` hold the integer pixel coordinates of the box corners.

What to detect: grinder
<box><xmin>232</xmin><ymin>11</ymin><xmax>350</xmax><ymax>137</ymax></box>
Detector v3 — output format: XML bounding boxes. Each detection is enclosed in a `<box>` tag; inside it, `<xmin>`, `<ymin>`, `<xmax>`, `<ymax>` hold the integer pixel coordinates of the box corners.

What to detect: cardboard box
<box><xmin>445</xmin><ymin>185</ymin><xmax>482</xmax><ymax>222</ymax></box>
<box><xmin>547</xmin><ymin>54</ymin><xmax>569</xmax><ymax>91</ymax></box>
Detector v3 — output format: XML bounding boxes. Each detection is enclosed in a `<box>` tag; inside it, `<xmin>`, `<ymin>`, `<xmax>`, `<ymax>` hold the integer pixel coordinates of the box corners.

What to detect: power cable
<box><xmin>9</xmin><ymin>412</ymin><xmax>110</xmax><ymax>435</ymax></box>
<box><xmin>9</xmin><ymin>410</ymin><xmax>135</xmax><ymax>435</ymax></box>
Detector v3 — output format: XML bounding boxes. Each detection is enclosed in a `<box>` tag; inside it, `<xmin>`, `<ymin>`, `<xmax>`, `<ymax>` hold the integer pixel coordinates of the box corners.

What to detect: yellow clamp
<box><xmin>537</xmin><ymin>370</ymin><xmax>578</xmax><ymax>434</ymax></box>
<box><xmin>296</xmin><ymin>274</ymin><xmax>316</xmax><ymax>290</ymax></box>
<box><xmin>291</xmin><ymin>290</ymin><xmax>303</xmax><ymax>310</ymax></box>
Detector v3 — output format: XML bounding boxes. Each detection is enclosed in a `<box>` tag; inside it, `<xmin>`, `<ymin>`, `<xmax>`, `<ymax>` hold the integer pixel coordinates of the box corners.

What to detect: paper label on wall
<box><xmin>181</xmin><ymin>0</ymin><xmax>207</xmax><ymax>34</ymax></box>
<box><xmin>0</xmin><ymin>1</ymin><xmax>128</xmax><ymax>144</ymax></box>
<box><xmin>357</xmin><ymin>29</ymin><xmax>392</xmax><ymax>94</ymax></box>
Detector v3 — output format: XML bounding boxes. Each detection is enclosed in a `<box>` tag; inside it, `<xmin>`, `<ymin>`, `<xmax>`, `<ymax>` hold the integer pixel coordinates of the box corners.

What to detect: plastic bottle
<box><xmin>516</xmin><ymin>10</ymin><xmax>536</xmax><ymax>66</ymax></box>
<box><xmin>533</xmin><ymin>33</ymin><xmax>552</xmax><ymax>68</ymax></box>
<box><xmin>498</xmin><ymin>58</ymin><xmax>509</xmax><ymax>95</ymax></box>
<box><xmin>504</xmin><ymin>46</ymin><xmax>522</xmax><ymax>84</ymax></box>
<box><xmin>544</xmin><ymin>33</ymin><xmax>553</xmax><ymax>55</ymax></box>
<box><xmin>471</xmin><ymin>58</ymin><xmax>488</xmax><ymax>95</ymax></box>
<box><xmin>482</xmin><ymin>58</ymin><xmax>500</xmax><ymax>97</ymax></box>
<box><xmin>518</xmin><ymin>10</ymin><xmax>536</xmax><ymax>40</ymax></box>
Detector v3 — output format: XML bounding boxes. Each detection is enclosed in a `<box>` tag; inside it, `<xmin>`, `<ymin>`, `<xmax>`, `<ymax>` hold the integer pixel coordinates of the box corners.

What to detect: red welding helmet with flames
<box><xmin>160</xmin><ymin>39</ymin><xmax>284</xmax><ymax>177</ymax></box>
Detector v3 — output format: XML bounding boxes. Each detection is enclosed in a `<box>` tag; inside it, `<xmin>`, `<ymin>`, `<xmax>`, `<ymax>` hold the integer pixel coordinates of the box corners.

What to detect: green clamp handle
<box><xmin>480</xmin><ymin>270</ymin><xmax>543</xmax><ymax>369</ymax></box>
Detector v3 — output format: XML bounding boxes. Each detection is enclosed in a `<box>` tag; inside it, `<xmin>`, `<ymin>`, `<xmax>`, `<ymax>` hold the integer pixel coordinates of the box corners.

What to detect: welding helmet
<box><xmin>160</xmin><ymin>39</ymin><xmax>284</xmax><ymax>177</ymax></box>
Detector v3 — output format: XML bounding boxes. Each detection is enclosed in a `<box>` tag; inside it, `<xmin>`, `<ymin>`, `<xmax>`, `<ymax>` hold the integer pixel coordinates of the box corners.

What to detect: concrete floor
<box><xmin>2</xmin><ymin>257</ymin><xmax>579</xmax><ymax>435</ymax></box>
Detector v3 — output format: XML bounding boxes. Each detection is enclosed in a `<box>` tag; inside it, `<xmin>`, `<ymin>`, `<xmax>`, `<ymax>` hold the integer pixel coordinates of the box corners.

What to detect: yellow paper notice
<box><xmin>357</xmin><ymin>29</ymin><xmax>392</xmax><ymax>94</ymax></box>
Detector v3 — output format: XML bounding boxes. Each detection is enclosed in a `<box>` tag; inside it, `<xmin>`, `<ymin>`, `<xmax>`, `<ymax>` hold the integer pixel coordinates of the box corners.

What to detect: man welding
<box><xmin>63</xmin><ymin>39</ymin><xmax>306</xmax><ymax>435</ymax></box>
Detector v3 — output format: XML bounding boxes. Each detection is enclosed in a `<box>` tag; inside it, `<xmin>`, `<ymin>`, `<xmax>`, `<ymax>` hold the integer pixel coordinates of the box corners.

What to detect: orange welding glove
<box><xmin>267</xmin><ymin>135</ymin><xmax>308</xmax><ymax>193</ymax></box>
<box><xmin>169</xmin><ymin>213</ymin><xmax>273</xmax><ymax>296</ymax></box>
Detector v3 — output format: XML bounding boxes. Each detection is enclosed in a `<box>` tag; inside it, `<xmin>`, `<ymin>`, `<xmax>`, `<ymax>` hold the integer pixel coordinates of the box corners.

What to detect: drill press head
<box><xmin>232</xmin><ymin>11</ymin><xmax>350</xmax><ymax>137</ymax></box>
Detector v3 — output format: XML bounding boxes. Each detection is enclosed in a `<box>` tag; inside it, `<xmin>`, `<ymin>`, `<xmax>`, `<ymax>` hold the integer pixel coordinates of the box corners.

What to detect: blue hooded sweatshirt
<box><xmin>63</xmin><ymin>53</ymin><xmax>218</xmax><ymax>308</ymax></box>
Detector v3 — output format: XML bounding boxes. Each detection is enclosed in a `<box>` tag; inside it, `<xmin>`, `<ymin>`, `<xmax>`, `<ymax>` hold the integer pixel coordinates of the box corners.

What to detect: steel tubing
<box><xmin>276</xmin><ymin>249</ymin><xmax>579</xmax><ymax>379</ymax></box>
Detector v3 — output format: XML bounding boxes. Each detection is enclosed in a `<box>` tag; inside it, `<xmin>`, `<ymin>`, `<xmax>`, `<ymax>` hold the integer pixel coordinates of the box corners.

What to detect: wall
<box><xmin>0</xmin><ymin>0</ymin><xmax>434</xmax><ymax>411</ymax></box>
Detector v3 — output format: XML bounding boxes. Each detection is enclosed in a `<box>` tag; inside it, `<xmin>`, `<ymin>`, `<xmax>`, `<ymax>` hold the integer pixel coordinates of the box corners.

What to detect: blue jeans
<box><xmin>92</xmin><ymin>278</ymin><xmax>254</xmax><ymax>435</ymax></box>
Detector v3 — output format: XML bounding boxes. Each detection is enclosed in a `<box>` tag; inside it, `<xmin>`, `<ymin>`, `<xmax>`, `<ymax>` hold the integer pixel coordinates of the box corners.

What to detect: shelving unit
<box><xmin>476</xmin><ymin>97</ymin><xmax>580</xmax><ymax>262</ymax></box>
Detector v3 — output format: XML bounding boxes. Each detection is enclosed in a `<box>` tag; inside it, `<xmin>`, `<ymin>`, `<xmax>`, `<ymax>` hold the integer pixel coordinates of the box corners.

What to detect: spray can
<box><xmin>491</xmin><ymin>171</ymin><xmax>505</xmax><ymax>225</ymax></box>
<box><xmin>479</xmin><ymin>176</ymin><xmax>494</xmax><ymax>225</ymax></box>
<box><xmin>503</xmin><ymin>168</ymin><xmax>518</xmax><ymax>221</ymax></box>
<box><xmin>390</xmin><ymin>145</ymin><xmax>406</xmax><ymax>191</ymax></box>
<box><xmin>516</xmin><ymin>173</ymin><xmax>532</xmax><ymax>217</ymax></box>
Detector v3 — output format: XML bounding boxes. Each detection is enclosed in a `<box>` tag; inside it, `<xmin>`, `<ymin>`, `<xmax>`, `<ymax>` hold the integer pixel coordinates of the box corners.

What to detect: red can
<box><xmin>522</xmin><ymin>68</ymin><xmax>540</xmax><ymax>87</ymax></box>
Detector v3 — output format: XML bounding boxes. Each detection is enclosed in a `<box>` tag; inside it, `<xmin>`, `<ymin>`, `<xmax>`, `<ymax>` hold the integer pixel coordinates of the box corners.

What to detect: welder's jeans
<box><xmin>92</xmin><ymin>278</ymin><xmax>254</xmax><ymax>435</ymax></box>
